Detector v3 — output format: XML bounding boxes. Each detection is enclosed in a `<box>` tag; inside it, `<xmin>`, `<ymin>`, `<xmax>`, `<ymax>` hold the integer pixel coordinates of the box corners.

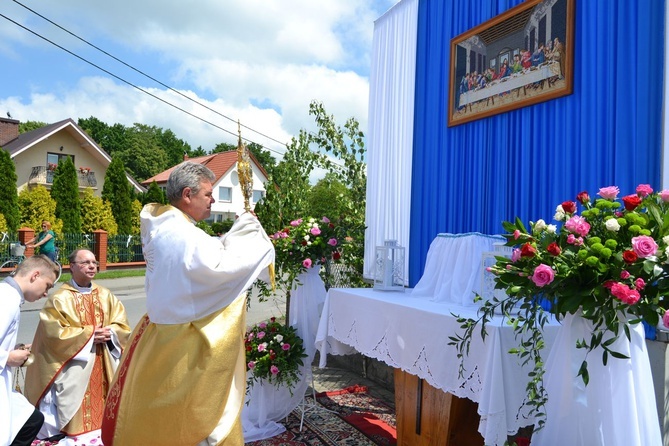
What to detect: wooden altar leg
<box><xmin>394</xmin><ymin>369</ymin><xmax>483</xmax><ymax>446</ymax></box>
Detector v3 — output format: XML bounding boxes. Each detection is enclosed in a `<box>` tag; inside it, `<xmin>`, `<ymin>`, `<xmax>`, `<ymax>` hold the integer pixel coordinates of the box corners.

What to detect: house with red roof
<box><xmin>141</xmin><ymin>150</ymin><xmax>269</xmax><ymax>222</ymax></box>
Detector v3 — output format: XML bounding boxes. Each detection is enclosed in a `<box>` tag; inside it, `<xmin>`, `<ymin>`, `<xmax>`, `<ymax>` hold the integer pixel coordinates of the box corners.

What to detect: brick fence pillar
<box><xmin>18</xmin><ymin>227</ymin><xmax>35</xmax><ymax>257</ymax></box>
<box><xmin>93</xmin><ymin>230</ymin><xmax>108</xmax><ymax>271</ymax></box>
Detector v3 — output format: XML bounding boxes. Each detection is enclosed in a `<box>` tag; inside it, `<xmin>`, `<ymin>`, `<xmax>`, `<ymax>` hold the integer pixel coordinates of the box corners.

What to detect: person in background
<box><xmin>102</xmin><ymin>161</ymin><xmax>275</xmax><ymax>445</ymax></box>
<box><xmin>26</xmin><ymin>221</ymin><xmax>56</xmax><ymax>262</ymax></box>
<box><xmin>0</xmin><ymin>255</ymin><xmax>59</xmax><ymax>446</ymax></box>
<box><xmin>24</xmin><ymin>249</ymin><xmax>131</xmax><ymax>445</ymax></box>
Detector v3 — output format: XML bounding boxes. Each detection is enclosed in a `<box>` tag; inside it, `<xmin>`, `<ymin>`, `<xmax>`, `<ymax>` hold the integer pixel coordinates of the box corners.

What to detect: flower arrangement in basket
<box><xmin>450</xmin><ymin>184</ymin><xmax>669</xmax><ymax>430</ymax></box>
<box><xmin>270</xmin><ymin>216</ymin><xmax>351</xmax><ymax>288</ymax></box>
<box><xmin>245</xmin><ymin>317</ymin><xmax>307</xmax><ymax>393</ymax></box>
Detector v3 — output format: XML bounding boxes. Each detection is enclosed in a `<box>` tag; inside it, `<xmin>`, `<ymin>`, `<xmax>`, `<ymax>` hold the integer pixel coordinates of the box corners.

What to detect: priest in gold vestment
<box><xmin>24</xmin><ymin>249</ymin><xmax>131</xmax><ymax>444</ymax></box>
<box><xmin>102</xmin><ymin>161</ymin><xmax>275</xmax><ymax>445</ymax></box>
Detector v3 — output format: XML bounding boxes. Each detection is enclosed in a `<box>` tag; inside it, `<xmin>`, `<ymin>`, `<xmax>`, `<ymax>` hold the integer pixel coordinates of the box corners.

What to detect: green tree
<box><xmin>129</xmin><ymin>199</ymin><xmax>143</xmax><ymax>234</ymax></box>
<box><xmin>51</xmin><ymin>157</ymin><xmax>81</xmax><ymax>233</ymax></box>
<box><xmin>117</xmin><ymin>124</ymin><xmax>168</xmax><ymax>181</ymax></box>
<box><xmin>142</xmin><ymin>181</ymin><xmax>167</xmax><ymax>205</ymax></box>
<box><xmin>190</xmin><ymin>146</ymin><xmax>207</xmax><ymax>157</ymax></box>
<box><xmin>160</xmin><ymin>128</ymin><xmax>191</xmax><ymax>167</ymax></box>
<box><xmin>102</xmin><ymin>156</ymin><xmax>134</xmax><ymax>234</ymax></box>
<box><xmin>78</xmin><ymin>118</ymin><xmax>129</xmax><ymax>157</ymax></box>
<box><xmin>211</xmin><ymin>142</ymin><xmax>235</xmax><ymax>154</ymax></box>
<box><xmin>19</xmin><ymin>121</ymin><xmax>48</xmax><ymax>134</ymax></box>
<box><xmin>0</xmin><ymin>214</ymin><xmax>8</xmax><ymax>234</ymax></box>
<box><xmin>0</xmin><ymin>150</ymin><xmax>20</xmax><ymax>231</ymax></box>
<box><xmin>18</xmin><ymin>185</ymin><xmax>62</xmax><ymax>233</ymax></box>
<box><xmin>307</xmin><ymin>174</ymin><xmax>351</xmax><ymax>221</ymax></box>
<box><xmin>80</xmin><ymin>188</ymin><xmax>118</xmax><ymax>235</ymax></box>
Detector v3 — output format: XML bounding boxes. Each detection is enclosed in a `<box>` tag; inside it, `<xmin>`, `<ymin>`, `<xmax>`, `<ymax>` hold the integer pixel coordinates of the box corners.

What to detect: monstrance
<box><xmin>237</xmin><ymin>120</ymin><xmax>253</xmax><ymax>212</ymax></box>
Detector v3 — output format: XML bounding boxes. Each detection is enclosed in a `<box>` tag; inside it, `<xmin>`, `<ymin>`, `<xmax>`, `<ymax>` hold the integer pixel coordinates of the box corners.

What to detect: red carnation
<box><xmin>576</xmin><ymin>191</ymin><xmax>590</xmax><ymax>205</ymax></box>
<box><xmin>561</xmin><ymin>201</ymin><xmax>577</xmax><ymax>214</ymax></box>
<box><xmin>622</xmin><ymin>194</ymin><xmax>642</xmax><ymax>211</ymax></box>
<box><xmin>301</xmin><ymin>240</ymin><xmax>308</xmax><ymax>246</ymax></box>
<box><xmin>329</xmin><ymin>223</ymin><xmax>335</xmax><ymax>229</ymax></box>
<box><xmin>332</xmin><ymin>251</ymin><xmax>341</xmax><ymax>260</ymax></box>
<box><xmin>520</xmin><ymin>242</ymin><xmax>537</xmax><ymax>258</ymax></box>
<box><xmin>547</xmin><ymin>242</ymin><xmax>561</xmax><ymax>256</ymax></box>
<box><xmin>623</xmin><ymin>250</ymin><xmax>638</xmax><ymax>263</ymax></box>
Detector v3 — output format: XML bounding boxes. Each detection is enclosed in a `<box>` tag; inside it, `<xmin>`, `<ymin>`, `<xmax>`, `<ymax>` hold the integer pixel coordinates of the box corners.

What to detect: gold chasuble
<box><xmin>24</xmin><ymin>283</ymin><xmax>131</xmax><ymax>436</ymax></box>
<box><xmin>104</xmin><ymin>296</ymin><xmax>247</xmax><ymax>445</ymax></box>
<box><xmin>102</xmin><ymin>204</ymin><xmax>275</xmax><ymax>446</ymax></box>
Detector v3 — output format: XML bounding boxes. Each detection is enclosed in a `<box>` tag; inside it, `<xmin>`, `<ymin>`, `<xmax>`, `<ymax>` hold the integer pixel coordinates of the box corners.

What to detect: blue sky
<box><xmin>0</xmin><ymin>0</ymin><xmax>397</xmax><ymax>160</ymax></box>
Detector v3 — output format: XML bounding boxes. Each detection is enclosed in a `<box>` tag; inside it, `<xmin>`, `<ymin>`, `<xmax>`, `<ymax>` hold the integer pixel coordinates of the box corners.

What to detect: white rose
<box><xmin>275</xmin><ymin>334</ymin><xmax>284</xmax><ymax>343</ymax></box>
<box><xmin>605</xmin><ymin>218</ymin><xmax>620</xmax><ymax>232</ymax></box>
<box><xmin>663</xmin><ymin>235</ymin><xmax>669</xmax><ymax>245</ymax></box>
<box><xmin>304</xmin><ymin>235</ymin><xmax>310</xmax><ymax>241</ymax></box>
<box><xmin>546</xmin><ymin>224</ymin><xmax>557</xmax><ymax>234</ymax></box>
<box><xmin>533</xmin><ymin>219</ymin><xmax>547</xmax><ymax>233</ymax></box>
<box><xmin>665</xmin><ymin>246</ymin><xmax>669</xmax><ymax>264</ymax></box>
<box><xmin>554</xmin><ymin>209</ymin><xmax>565</xmax><ymax>222</ymax></box>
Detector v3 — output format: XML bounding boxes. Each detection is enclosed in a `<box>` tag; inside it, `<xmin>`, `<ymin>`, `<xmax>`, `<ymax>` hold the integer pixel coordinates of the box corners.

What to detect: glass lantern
<box><xmin>374</xmin><ymin>240</ymin><xmax>405</xmax><ymax>292</ymax></box>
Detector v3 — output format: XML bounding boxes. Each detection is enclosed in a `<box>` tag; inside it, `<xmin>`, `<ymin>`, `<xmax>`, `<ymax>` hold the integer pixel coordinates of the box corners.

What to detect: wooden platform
<box><xmin>394</xmin><ymin>369</ymin><xmax>483</xmax><ymax>446</ymax></box>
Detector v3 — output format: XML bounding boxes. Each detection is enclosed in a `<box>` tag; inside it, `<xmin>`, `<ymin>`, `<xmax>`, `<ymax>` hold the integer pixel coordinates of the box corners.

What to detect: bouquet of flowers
<box><xmin>270</xmin><ymin>216</ymin><xmax>350</xmax><ymax>288</ymax></box>
<box><xmin>245</xmin><ymin>317</ymin><xmax>307</xmax><ymax>392</ymax></box>
<box><xmin>450</xmin><ymin>184</ymin><xmax>669</xmax><ymax>429</ymax></box>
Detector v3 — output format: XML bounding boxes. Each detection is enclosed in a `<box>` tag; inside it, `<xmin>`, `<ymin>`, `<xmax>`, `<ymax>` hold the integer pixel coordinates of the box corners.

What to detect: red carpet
<box><xmin>246</xmin><ymin>385</ymin><xmax>396</xmax><ymax>446</ymax></box>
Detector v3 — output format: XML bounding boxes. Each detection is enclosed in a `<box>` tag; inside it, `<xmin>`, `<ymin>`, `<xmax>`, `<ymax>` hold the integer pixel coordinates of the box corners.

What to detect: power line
<box><xmin>11</xmin><ymin>0</ymin><xmax>290</xmax><ymax>151</ymax></box>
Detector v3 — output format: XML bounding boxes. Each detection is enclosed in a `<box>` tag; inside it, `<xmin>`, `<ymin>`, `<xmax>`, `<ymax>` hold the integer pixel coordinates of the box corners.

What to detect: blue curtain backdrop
<box><xmin>409</xmin><ymin>0</ymin><xmax>665</xmax><ymax>285</ymax></box>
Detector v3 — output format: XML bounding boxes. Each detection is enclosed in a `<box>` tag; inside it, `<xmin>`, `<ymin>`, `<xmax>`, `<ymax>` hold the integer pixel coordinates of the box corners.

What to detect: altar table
<box><xmin>315</xmin><ymin>287</ymin><xmax>560</xmax><ymax>446</ymax></box>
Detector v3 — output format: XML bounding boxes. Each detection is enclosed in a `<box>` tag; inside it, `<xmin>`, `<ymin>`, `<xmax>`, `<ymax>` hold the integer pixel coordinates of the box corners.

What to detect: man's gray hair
<box><xmin>166</xmin><ymin>161</ymin><xmax>216</xmax><ymax>204</ymax></box>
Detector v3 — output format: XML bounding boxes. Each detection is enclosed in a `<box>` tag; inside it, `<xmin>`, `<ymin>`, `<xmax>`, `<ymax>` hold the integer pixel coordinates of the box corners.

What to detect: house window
<box><xmin>47</xmin><ymin>153</ymin><xmax>73</xmax><ymax>168</ymax></box>
<box><xmin>219</xmin><ymin>186</ymin><xmax>232</xmax><ymax>202</ymax></box>
<box><xmin>252</xmin><ymin>190</ymin><xmax>264</xmax><ymax>203</ymax></box>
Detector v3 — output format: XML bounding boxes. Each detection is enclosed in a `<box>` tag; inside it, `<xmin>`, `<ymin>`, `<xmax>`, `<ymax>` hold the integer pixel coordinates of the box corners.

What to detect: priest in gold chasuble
<box><xmin>102</xmin><ymin>161</ymin><xmax>275</xmax><ymax>446</ymax></box>
<box><xmin>24</xmin><ymin>249</ymin><xmax>131</xmax><ymax>444</ymax></box>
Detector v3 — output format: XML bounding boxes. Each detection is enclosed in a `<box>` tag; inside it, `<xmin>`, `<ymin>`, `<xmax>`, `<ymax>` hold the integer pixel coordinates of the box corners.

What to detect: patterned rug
<box><xmin>245</xmin><ymin>385</ymin><xmax>397</xmax><ymax>446</ymax></box>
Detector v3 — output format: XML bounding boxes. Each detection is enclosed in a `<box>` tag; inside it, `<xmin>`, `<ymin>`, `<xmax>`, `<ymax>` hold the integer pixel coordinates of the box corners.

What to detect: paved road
<box><xmin>17</xmin><ymin>275</ymin><xmax>287</xmax><ymax>345</ymax></box>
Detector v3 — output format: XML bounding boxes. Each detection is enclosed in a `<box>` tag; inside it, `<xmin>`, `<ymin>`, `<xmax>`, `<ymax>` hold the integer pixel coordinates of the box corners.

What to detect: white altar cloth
<box><xmin>411</xmin><ymin>232</ymin><xmax>505</xmax><ymax>305</ymax></box>
<box><xmin>315</xmin><ymin>287</ymin><xmax>560</xmax><ymax>446</ymax></box>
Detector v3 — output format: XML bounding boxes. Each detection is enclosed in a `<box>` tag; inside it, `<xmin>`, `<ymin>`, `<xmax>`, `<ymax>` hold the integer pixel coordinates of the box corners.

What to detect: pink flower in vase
<box><xmin>327</xmin><ymin>238</ymin><xmax>338</xmax><ymax>246</ymax></box>
<box><xmin>270</xmin><ymin>365</ymin><xmax>279</xmax><ymax>375</ymax></box>
<box><xmin>303</xmin><ymin>258</ymin><xmax>313</xmax><ymax>268</ymax></box>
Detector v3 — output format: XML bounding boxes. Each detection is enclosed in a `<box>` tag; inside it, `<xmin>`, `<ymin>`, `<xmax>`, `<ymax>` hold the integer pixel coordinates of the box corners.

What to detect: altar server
<box><xmin>1</xmin><ymin>255</ymin><xmax>59</xmax><ymax>446</ymax></box>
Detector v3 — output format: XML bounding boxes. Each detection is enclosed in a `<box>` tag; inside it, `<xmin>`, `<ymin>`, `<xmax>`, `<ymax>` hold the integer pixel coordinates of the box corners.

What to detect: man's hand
<box><xmin>94</xmin><ymin>326</ymin><xmax>112</xmax><ymax>344</ymax></box>
<box><xmin>8</xmin><ymin>347</ymin><xmax>32</xmax><ymax>367</ymax></box>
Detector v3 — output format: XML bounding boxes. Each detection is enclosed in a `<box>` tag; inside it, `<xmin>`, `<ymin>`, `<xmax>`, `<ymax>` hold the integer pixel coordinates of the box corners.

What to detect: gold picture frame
<box><xmin>448</xmin><ymin>0</ymin><xmax>574</xmax><ymax>127</ymax></box>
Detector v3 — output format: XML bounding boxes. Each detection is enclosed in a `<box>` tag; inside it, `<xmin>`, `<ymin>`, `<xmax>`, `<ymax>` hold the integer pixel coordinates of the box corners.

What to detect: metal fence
<box><xmin>57</xmin><ymin>233</ymin><xmax>97</xmax><ymax>266</ymax></box>
<box><xmin>107</xmin><ymin>234</ymin><xmax>144</xmax><ymax>263</ymax></box>
<box><xmin>0</xmin><ymin>232</ymin><xmax>18</xmax><ymax>264</ymax></box>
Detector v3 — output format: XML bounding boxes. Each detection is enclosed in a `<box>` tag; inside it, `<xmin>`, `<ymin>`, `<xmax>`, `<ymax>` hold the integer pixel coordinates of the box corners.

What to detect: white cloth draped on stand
<box><xmin>411</xmin><ymin>232</ymin><xmax>504</xmax><ymax>305</ymax></box>
<box><xmin>532</xmin><ymin>312</ymin><xmax>661</xmax><ymax>446</ymax></box>
<box><xmin>242</xmin><ymin>266</ymin><xmax>327</xmax><ymax>441</ymax></box>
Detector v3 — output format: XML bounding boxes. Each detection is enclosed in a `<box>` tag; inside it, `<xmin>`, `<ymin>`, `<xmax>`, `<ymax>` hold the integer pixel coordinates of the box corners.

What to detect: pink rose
<box><xmin>270</xmin><ymin>365</ymin><xmax>279</xmax><ymax>375</ymax></box>
<box><xmin>663</xmin><ymin>310</ymin><xmax>669</xmax><ymax>328</ymax></box>
<box><xmin>322</xmin><ymin>216</ymin><xmax>330</xmax><ymax>223</ymax></box>
<box><xmin>660</xmin><ymin>190</ymin><xmax>669</xmax><ymax>202</ymax></box>
<box><xmin>258</xmin><ymin>344</ymin><xmax>266</xmax><ymax>352</ymax></box>
<box><xmin>290</xmin><ymin>219</ymin><xmax>303</xmax><ymax>227</ymax></box>
<box><xmin>635</xmin><ymin>278</ymin><xmax>646</xmax><ymax>290</ymax></box>
<box><xmin>636</xmin><ymin>184</ymin><xmax>653</xmax><ymax>197</ymax></box>
<box><xmin>258</xmin><ymin>322</ymin><xmax>267</xmax><ymax>329</ymax></box>
<box><xmin>513</xmin><ymin>230</ymin><xmax>521</xmax><ymax>240</ymax></box>
<box><xmin>257</xmin><ymin>331</ymin><xmax>266</xmax><ymax>339</ymax></box>
<box><xmin>598</xmin><ymin>186</ymin><xmax>620</xmax><ymax>200</ymax></box>
<box><xmin>310</xmin><ymin>227</ymin><xmax>321</xmax><ymax>236</ymax></box>
<box><xmin>530</xmin><ymin>264</ymin><xmax>555</xmax><ymax>287</ymax></box>
<box><xmin>327</xmin><ymin>238</ymin><xmax>338</xmax><ymax>246</ymax></box>
<box><xmin>620</xmin><ymin>270</ymin><xmax>630</xmax><ymax>280</ymax></box>
<box><xmin>282</xmin><ymin>343</ymin><xmax>290</xmax><ymax>351</ymax></box>
<box><xmin>631</xmin><ymin>235</ymin><xmax>658</xmax><ymax>258</ymax></box>
<box><xmin>610</xmin><ymin>283</ymin><xmax>641</xmax><ymax>305</ymax></box>
<box><xmin>248</xmin><ymin>361</ymin><xmax>255</xmax><ymax>369</ymax></box>
<box><xmin>303</xmin><ymin>258</ymin><xmax>313</xmax><ymax>268</ymax></box>
<box><xmin>564</xmin><ymin>215</ymin><xmax>591</xmax><ymax>237</ymax></box>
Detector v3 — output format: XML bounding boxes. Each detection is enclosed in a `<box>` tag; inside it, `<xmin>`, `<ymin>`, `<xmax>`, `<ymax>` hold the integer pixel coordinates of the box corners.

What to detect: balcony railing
<box><xmin>28</xmin><ymin>166</ymin><xmax>98</xmax><ymax>188</ymax></box>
